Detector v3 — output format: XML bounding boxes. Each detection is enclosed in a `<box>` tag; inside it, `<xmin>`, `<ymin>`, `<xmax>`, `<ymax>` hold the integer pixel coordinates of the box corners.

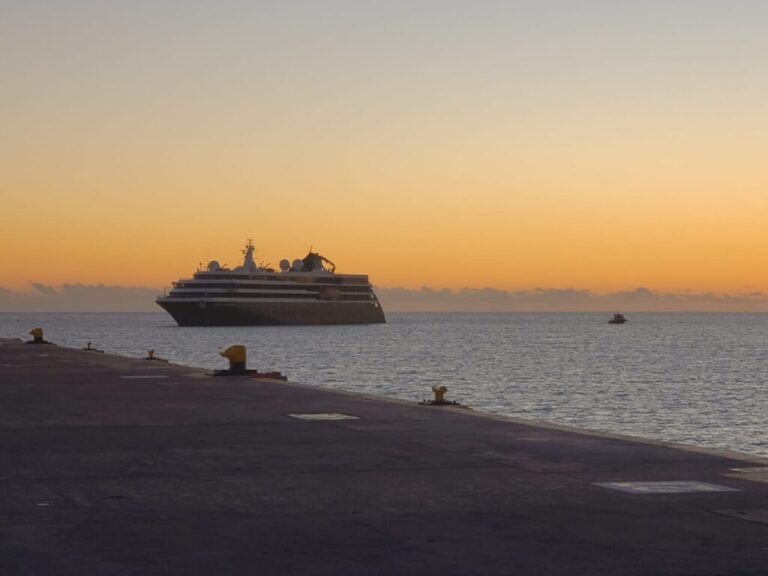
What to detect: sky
<box><xmin>2</xmin><ymin>1</ymin><xmax>768</xmax><ymax>310</ymax></box>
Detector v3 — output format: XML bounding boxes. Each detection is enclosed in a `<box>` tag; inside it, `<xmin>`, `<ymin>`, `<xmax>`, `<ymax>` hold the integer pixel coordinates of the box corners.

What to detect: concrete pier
<box><xmin>1</xmin><ymin>337</ymin><xmax>768</xmax><ymax>575</ymax></box>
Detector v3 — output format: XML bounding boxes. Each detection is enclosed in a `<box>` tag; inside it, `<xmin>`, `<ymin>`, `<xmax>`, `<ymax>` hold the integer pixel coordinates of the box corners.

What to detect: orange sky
<box><xmin>2</xmin><ymin>2</ymin><xmax>767</xmax><ymax>296</ymax></box>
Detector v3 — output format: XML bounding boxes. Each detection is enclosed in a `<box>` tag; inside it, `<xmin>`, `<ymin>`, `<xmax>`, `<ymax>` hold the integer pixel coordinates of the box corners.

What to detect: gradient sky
<box><xmin>2</xmin><ymin>1</ymin><xmax>767</xmax><ymax>296</ymax></box>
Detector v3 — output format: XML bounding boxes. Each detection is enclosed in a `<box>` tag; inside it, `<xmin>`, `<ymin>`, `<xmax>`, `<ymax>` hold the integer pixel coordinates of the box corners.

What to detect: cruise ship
<box><xmin>156</xmin><ymin>241</ymin><xmax>386</xmax><ymax>326</ymax></box>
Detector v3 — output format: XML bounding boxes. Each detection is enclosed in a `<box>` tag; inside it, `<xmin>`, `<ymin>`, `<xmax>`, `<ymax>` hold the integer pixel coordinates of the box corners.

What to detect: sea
<box><xmin>2</xmin><ymin>312</ymin><xmax>767</xmax><ymax>459</ymax></box>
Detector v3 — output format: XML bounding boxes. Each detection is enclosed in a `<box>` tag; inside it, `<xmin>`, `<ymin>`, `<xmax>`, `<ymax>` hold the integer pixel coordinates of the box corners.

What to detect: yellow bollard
<box><xmin>29</xmin><ymin>328</ymin><xmax>46</xmax><ymax>344</ymax></box>
<box><xmin>420</xmin><ymin>385</ymin><xmax>461</xmax><ymax>407</ymax></box>
<box><xmin>220</xmin><ymin>345</ymin><xmax>247</xmax><ymax>373</ymax></box>
<box><xmin>432</xmin><ymin>385</ymin><xmax>448</xmax><ymax>403</ymax></box>
<box><xmin>144</xmin><ymin>349</ymin><xmax>168</xmax><ymax>362</ymax></box>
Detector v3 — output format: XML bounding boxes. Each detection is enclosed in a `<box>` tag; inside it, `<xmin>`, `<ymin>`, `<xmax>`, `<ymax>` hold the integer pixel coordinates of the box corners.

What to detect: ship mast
<box><xmin>242</xmin><ymin>239</ymin><xmax>258</xmax><ymax>272</ymax></box>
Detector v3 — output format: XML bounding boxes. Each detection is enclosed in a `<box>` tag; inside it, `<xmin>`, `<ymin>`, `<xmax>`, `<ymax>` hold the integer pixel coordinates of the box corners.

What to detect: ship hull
<box><xmin>156</xmin><ymin>300</ymin><xmax>386</xmax><ymax>326</ymax></box>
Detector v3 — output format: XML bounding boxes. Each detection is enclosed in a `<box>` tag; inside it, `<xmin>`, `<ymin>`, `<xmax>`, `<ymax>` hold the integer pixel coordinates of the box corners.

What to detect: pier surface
<box><xmin>1</xmin><ymin>338</ymin><xmax>768</xmax><ymax>575</ymax></box>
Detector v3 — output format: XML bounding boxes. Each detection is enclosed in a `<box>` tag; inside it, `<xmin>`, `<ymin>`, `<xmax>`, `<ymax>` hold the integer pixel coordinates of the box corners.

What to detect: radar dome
<box><xmin>279</xmin><ymin>259</ymin><xmax>290</xmax><ymax>272</ymax></box>
<box><xmin>292</xmin><ymin>259</ymin><xmax>303</xmax><ymax>272</ymax></box>
<box><xmin>207</xmin><ymin>260</ymin><xmax>221</xmax><ymax>272</ymax></box>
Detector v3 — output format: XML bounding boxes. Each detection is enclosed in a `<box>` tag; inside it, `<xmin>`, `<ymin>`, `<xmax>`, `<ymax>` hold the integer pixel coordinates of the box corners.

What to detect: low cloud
<box><xmin>375</xmin><ymin>286</ymin><xmax>768</xmax><ymax>312</ymax></box>
<box><xmin>1</xmin><ymin>283</ymin><xmax>767</xmax><ymax>313</ymax></box>
<box><xmin>0</xmin><ymin>284</ymin><xmax>161</xmax><ymax>312</ymax></box>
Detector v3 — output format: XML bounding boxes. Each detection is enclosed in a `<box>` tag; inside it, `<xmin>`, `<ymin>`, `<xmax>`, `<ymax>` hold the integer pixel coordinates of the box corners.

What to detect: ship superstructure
<box><xmin>156</xmin><ymin>241</ymin><xmax>385</xmax><ymax>326</ymax></box>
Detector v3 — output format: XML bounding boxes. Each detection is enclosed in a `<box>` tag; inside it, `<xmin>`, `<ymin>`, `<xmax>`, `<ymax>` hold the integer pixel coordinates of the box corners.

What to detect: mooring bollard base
<box><xmin>26</xmin><ymin>328</ymin><xmax>51</xmax><ymax>345</ymax></box>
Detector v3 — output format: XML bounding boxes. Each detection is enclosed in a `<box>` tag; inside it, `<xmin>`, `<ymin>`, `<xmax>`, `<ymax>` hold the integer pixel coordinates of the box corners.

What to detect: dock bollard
<box><xmin>419</xmin><ymin>385</ymin><xmax>460</xmax><ymax>406</ymax></box>
<box><xmin>212</xmin><ymin>345</ymin><xmax>287</xmax><ymax>379</ymax></box>
<box><xmin>144</xmin><ymin>350</ymin><xmax>168</xmax><ymax>362</ymax></box>
<box><xmin>27</xmin><ymin>328</ymin><xmax>49</xmax><ymax>345</ymax></box>
<box><xmin>217</xmin><ymin>345</ymin><xmax>248</xmax><ymax>375</ymax></box>
<box><xmin>433</xmin><ymin>385</ymin><xmax>447</xmax><ymax>403</ymax></box>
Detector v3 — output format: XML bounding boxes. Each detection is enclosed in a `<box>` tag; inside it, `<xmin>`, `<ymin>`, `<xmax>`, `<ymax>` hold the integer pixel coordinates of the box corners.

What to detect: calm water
<box><xmin>2</xmin><ymin>312</ymin><xmax>767</xmax><ymax>458</ymax></box>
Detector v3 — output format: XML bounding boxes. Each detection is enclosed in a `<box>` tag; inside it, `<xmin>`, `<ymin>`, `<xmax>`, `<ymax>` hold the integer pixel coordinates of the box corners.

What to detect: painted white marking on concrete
<box><xmin>595</xmin><ymin>481</ymin><xmax>740</xmax><ymax>494</ymax></box>
<box><xmin>729</xmin><ymin>467</ymin><xmax>768</xmax><ymax>474</ymax></box>
<box><xmin>289</xmin><ymin>413</ymin><xmax>360</xmax><ymax>421</ymax></box>
<box><xmin>120</xmin><ymin>375</ymin><xmax>169</xmax><ymax>380</ymax></box>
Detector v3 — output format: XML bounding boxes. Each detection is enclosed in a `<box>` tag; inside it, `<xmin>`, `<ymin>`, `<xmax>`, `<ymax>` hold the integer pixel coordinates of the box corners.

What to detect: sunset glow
<box><xmin>2</xmin><ymin>1</ymin><xmax>768</xmax><ymax>307</ymax></box>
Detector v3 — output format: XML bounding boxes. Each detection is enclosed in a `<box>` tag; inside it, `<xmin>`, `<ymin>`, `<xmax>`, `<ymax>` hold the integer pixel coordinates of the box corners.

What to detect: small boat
<box><xmin>609</xmin><ymin>313</ymin><xmax>627</xmax><ymax>324</ymax></box>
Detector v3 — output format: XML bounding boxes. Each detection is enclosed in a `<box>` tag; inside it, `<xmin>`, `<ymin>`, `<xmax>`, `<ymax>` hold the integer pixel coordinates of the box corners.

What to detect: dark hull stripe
<box><xmin>156</xmin><ymin>300</ymin><xmax>386</xmax><ymax>326</ymax></box>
